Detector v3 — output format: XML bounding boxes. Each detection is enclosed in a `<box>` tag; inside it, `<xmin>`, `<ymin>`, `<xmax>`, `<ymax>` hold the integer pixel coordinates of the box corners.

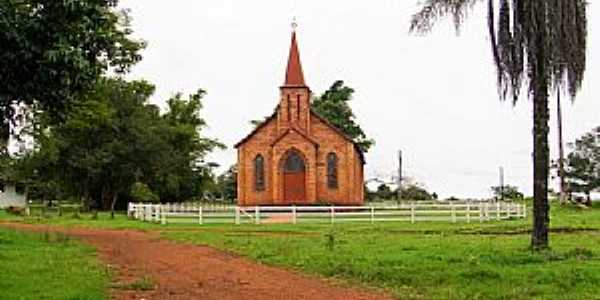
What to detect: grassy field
<box><xmin>2</xmin><ymin>202</ymin><xmax>600</xmax><ymax>299</ymax></box>
<box><xmin>0</xmin><ymin>226</ymin><xmax>108</xmax><ymax>300</ymax></box>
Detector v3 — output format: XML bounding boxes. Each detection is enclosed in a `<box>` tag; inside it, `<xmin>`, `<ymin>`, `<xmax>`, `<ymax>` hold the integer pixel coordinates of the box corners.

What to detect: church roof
<box><xmin>234</xmin><ymin>107</ymin><xmax>365</xmax><ymax>164</ymax></box>
<box><xmin>284</xmin><ymin>31</ymin><xmax>306</xmax><ymax>87</ymax></box>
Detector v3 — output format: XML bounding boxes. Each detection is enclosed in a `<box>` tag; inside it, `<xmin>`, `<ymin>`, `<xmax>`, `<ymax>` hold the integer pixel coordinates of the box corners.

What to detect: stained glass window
<box><xmin>255</xmin><ymin>155</ymin><xmax>265</xmax><ymax>191</ymax></box>
<box><xmin>327</xmin><ymin>152</ymin><xmax>338</xmax><ymax>188</ymax></box>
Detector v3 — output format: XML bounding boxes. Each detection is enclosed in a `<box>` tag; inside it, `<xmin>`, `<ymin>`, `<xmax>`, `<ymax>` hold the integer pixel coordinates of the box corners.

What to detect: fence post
<box><xmin>479</xmin><ymin>203</ymin><xmax>483</xmax><ymax>223</ymax></box>
<box><xmin>505</xmin><ymin>203</ymin><xmax>510</xmax><ymax>219</ymax></box>
<box><xmin>466</xmin><ymin>202</ymin><xmax>471</xmax><ymax>223</ymax></box>
<box><xmin>292</xmin><ymin>205</ymin><xmax>297</xmax><ymax>225</ymax></box>
<box><xmin>235</xmin><ymin>206</ymin><xmax>240</xmax><ymax>225</ymax></box>
<box><xmin>451</xmin><ymin>203</ymin><xmax>456</xmax><ymax>223</ymax></box>
<box><xmin>410</xmin><ymin>202</ymin><xmax>415</xmax><ymax>224</ymax></box>
<box><xmin>255</xmin><ymin>206</ymin><xmax>260</xmax><ymax>224</ymax></box>
<box><xmin>370</xmin><ymin>206</ymin><xmax>375</xmax><ymax>224</ymax></box>
<box><xmin>485</xmin><ymin>202</ymin><xmax>489</xmax><ymax>221</ymax></box>
<box><xmin>199</xmin><ymin>206</ymin><xmax>203</xmax><ymax>225</ymax></box>
<box><xmin>496</xmin><ymin>202</ymin><xmax>501</xmax><ymax>220</ymax></box>
<box><xmin>161</xmin><ymin>205</ymin><xmax>166</xmax><ymax>225</ymax></box>
<box><xmin>330</xmin><ymin>206</ymin><xmax>335</xmax><ymax>224</ymax></box>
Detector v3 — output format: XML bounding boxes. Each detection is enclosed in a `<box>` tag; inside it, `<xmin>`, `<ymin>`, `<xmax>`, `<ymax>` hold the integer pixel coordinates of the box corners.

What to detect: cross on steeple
<box><xmin>284</xmin><ymin>19</ymin><xmax>305</xmax><ymax>87</ymax></box>
<box><xmin>291</xmin><ymin>17</ymin><xmax>298</xmax><ymax>32</ymax></box>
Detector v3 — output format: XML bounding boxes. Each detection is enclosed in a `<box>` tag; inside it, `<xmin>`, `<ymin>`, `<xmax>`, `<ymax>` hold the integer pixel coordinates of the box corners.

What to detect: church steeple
<box><xmin>278</xmin><ymin>21</ymin><xmax>311</xmax><ymax>134</ymax></box>
<box><xmin>284</xmin><ymin>27</ymin><xmax>306</xmax><ymax>87</ymax></box>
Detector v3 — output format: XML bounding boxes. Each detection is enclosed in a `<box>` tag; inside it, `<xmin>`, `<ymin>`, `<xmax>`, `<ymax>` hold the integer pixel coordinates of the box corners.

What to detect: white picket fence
<box><xmin>128</xmin><ymin>202</ymin><xmax>527</xmax><ymax>225</ymax></box>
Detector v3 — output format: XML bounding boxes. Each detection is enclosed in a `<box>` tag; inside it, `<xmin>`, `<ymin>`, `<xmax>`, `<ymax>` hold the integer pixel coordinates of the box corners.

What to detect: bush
<box><xmin>130</xmin><ymin>182</ymin><xmax>159</xmax><ymax>203</ymax></box>
<box><xmin>5</xmin><ymin>206</ymin><xmax>25</xmax><ymax>215</ymax></box>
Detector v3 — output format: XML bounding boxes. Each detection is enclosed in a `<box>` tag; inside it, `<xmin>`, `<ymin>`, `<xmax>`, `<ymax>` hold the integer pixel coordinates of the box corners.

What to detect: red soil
<box><xmin>1</xmin><ymin>223</ymin><xmax>392</xmax><ymax>300</ymax></box>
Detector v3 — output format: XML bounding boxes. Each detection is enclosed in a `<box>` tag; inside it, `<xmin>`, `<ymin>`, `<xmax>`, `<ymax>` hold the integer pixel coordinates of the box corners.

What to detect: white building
<box><xmin>0</xmin><ymin>183</ymin><xmax>26</xmax><ymax>208</ymax></box>
<box><xmin>1</xmin><ymin>110</ymin><xmax>31</xmax><ymax>208</ymax></box>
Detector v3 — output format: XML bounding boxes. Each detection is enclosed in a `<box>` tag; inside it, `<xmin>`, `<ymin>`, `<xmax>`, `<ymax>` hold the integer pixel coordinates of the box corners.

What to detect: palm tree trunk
<box><xmin>531</xmin><ymin>5</ymin><xmax>550</xmax><ymax>249</ymax></box>
<box><xmin>532</xmin><ymin>88</ymin><xmax>550</xmax><ymax>250</ymax></box>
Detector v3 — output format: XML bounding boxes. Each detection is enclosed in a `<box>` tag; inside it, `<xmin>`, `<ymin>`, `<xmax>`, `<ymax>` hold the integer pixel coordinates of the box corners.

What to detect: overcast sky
<box><xmin>119</xmin><ymin>1</ymin><xmax>599</xmax><ymax>199</ymax></box>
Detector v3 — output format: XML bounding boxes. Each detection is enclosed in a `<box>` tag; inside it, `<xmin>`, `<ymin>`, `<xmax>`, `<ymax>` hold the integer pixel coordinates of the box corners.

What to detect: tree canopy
<box><xmin>312</xmin><ymin>80</ymin><xmax>374</xmax><ymax>152</ymax></box>
<box><xmin>491</xmin><ymin>185</ymin><xmax>524</xmax><ymax>201</ymax></box>
<box><xmin>0</xmin><ymin>0</ymin><xmax>144</xmax><ymax>145</ymax></box>
<box><xmin>12</xmin><ymin>78</ymin><xmax>223</xmax><ymax>215</ymax></box>
<box><xmin>564</xmin><ymin>127</ymin><xmax>600</xmax><ymax>204</ymax></box>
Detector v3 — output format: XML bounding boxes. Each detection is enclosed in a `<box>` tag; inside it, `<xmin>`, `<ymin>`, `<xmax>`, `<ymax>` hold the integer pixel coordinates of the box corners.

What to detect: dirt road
<box><xmin>2</xmin><ymin>223</ymin><xmax>392</xmax><ymax>300</ymax></box>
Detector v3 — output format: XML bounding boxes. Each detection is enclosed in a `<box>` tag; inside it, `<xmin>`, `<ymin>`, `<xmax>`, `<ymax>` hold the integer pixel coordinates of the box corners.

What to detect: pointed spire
<box><xmin>284</xmin><ymin>22</ymin><xmax>306</xmax><ymax>87</ymax></box>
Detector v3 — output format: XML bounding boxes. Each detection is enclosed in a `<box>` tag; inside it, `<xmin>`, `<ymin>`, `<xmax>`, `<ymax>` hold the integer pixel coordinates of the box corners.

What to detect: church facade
<box><xmin>235</xmin><ymin>30</ymin><xmax>365</xmax><ymax>206</ymax></box>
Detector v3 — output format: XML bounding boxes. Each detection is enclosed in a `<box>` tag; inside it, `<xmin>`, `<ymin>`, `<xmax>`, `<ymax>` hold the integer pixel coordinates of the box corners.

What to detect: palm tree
<box><xmin>410</xmin><ymin>0</ymin><xmax>588</xmax><ymax>250</ymax></box>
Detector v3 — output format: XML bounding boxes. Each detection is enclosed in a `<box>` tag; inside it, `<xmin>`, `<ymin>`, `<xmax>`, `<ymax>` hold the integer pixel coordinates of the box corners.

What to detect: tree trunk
<box><xmin>530</xmin><ymin>0</ymin><xmax>551</xmax><ymax>251</ymax></box>
<box><xmin>586</xmin><ymin>191</ymin><xmax>592</xmax><ymax>206</ymax></box>
<box><xmin>100</xmin><ymin>186</ymin><xmax>109</xmax><ymax>210</ymax></box>
<box><xmin>531</xmin><ymin>56</ymin><xmax>551</xmax><ymax>248</ymax></box>
<box><xmin>110</xmin><ymin>193</ymin><xmax>118</xmax><ymax>219</ymax></box>
<box><xmin>556</xmin><ymin>86</ymin><xmax>567</xmax><ymax>205</ymax></box>
<box><xmin>80</xmin><ymin>178</ymin><xmax>89</xmax><ymax>211</ymax></box>
<box><xmin>532</xmin><ymin>88</ymin><xmax>550</xmax><ymax>250</ymax></box>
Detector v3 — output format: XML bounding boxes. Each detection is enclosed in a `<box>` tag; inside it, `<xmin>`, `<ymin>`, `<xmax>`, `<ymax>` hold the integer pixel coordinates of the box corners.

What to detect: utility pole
<box><xmin>397</xmin><ymin>150</ymin><xmax>402</xmax><ymax>200</ymax></box>
<box><xmin>499</xmin><ymin>167</ymin><xmax>504</xmax><ymax>202</ymax></box>
<box><xmin>556</xmin><ymin>85</ymin><xmax>567</xmax><ymax>204</ymax></box>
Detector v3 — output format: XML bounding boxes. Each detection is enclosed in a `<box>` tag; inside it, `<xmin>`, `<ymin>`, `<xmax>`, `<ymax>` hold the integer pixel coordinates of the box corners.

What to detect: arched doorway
<box><xmin>283</xmin><ymin>150</ymin><xmax>306</xmax><ymax>203</ymax></box>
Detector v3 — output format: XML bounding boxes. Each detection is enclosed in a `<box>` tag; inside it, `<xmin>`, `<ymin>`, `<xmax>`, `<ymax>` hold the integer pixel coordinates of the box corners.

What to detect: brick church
<box><xmin>235</xmin><ymin>28</ymin><xmax>365</xmax><ymax>206</ymax></box>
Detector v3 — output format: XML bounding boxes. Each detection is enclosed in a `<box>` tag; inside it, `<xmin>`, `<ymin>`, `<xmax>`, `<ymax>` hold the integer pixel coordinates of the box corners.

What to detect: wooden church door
<box><xmin>283</xmin><ymin>151</ymin><xmax>306</xmax><ymax>203</ymax></box>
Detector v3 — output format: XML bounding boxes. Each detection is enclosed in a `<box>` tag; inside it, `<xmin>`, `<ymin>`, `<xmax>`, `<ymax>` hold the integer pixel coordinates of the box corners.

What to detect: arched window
<box><xmin>255</xmin><ymin>155</ymin><xmax>265</xmax><ymax>191</ymax></box>
<box><xmin>284</xmin><ymin>151</ymin><xmax>305</xmax><ymax>173</ymax></box>
<box><xmin>327</xmin><ymin>153</ymin><xmax>338</xmax><ymax>189</ymax></box>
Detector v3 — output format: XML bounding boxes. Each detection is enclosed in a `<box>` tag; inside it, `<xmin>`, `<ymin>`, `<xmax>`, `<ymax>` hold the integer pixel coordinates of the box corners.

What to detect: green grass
<box><xmin>0</xmin><ymin>227</ymin><xmax>109</xmax><ymax>300</ymax></box>
<box><xmin>161</xmin><ymin>203</ymin><xmax>600</xmax><ymax>300</ymax></box>
<box><xmin>3</xmin><ymin>203</ymin><xmax>600</xmax><ymax>299</ymax></box>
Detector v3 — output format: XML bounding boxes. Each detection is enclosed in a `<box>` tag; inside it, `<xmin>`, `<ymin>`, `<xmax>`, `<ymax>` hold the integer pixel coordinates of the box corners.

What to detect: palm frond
<box><xmin>409</xmin><ymin>0</ymin><xmax>482</xmax><ymax>34</ymax></box>
<box><xmin>411</xmin><ymin>0</ymin><xmax>588</xmax><ymax>103</ymax></box>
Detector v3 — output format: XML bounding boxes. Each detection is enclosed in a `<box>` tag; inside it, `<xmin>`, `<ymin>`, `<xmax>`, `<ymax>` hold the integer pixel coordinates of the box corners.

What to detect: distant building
<box><xmin>1</xmin><ymin>110</ymin><xmax>31</xmax><ymax>208</ymax></box>
<box><xmin>0</xmin><ymin>182</ymin><xmax>26</xmax><ymax>208</ymax></box>
<box><xmin>235</xmin><ymin>28</ymin><xmax>365</xmax><ymax>206</ymax></box>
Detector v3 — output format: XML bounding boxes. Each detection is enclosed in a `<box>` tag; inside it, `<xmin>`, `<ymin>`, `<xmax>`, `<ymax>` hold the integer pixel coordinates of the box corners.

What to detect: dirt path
<box><xmin>1</xmin><ymin>223</ymin><xmax>392</xmax><ymax>300</ymax></box>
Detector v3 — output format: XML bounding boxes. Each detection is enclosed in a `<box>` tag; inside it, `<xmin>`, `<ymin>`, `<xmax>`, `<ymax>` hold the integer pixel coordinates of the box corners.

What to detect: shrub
<box><xmin>130</xmin><ymin>182</ymin><xmax>159</xmax><ymax>203</ymax></box>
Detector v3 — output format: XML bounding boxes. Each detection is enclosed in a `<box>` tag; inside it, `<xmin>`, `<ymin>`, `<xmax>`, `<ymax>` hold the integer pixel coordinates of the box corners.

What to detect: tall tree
<box><xmin>564</xmin><ymin>127</ymin><xmax>600</xmax><ymax>204</ymax></box>
<box><xmin>410</xmin><ymin>0</ymin><xmax>588</xmax><ymax>250</ymax></box>
<box><xmin>312</xmin><ymin>80</ymin><xmax>374</xmax><ymax>152</ymax></box>
<box><xmin>13</xmin><ymin>78</ymin><xmax>224</xmax><ymax>216</ymax></box>
<box><xmin>216</xmin><ymin>165</ymin><xmax>238</xmax><ymax>202</ymax></box>
<box><xmin>491</xmin><ymin>184</ymin><xmax>524</xmax><ymax>200</ymax></box>
<box><xmin>0</xmin><ymin>0</ymin><xmax>144</xmax><ymax>147</ymax></box>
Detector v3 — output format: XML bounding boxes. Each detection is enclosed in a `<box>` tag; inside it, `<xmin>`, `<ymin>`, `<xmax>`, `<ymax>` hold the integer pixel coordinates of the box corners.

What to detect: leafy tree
<box><xmin>216</xmin><ymin>165</ymin><xmax>237</xmax><ymax>202</ymax></box>
<box><xmin>411</xmin><ymin>0</ymin><xmax>588</xmax><ymax>250</ymax></box>
<box><xmin>491</xmin><ymin>185</ymin><xmax>524</xmax><ymax>201</ymax></box>
<box><xmin>312</xmin><ymin>80</ymin><xmax>374</xmax><ymax>152</ymax></box>
<box><xmin>564</xmin><ymin>127</ymin><xmax>600</xmax><ymax>205</ymax></box>
<box><xmin>375</xmin><ymin>183</ymin><xmax>394</xmax><ymax>200</ymax></box>
<box><xmin>149</xmin><ymin>90</ymin><xmax>225</xmax><ymax>202</ymax></box>
<box><xmin>14</xmin><ymin>78</ymin><xmax>223</xmax><ymax>216</ymax></box>
<box><xmin>399</xmin><ymin>184</ymin><xmax>435</xmax><ymax>201</ymax></box>
<box><xmin>130</xmin><ymin>182</ymin><xmax>159</xmax><ymax>203</ymax></box>
<box><xmin>0</xmin><ymin>0</ymin><xmax>145</xmax><ymax>147</ymax></box>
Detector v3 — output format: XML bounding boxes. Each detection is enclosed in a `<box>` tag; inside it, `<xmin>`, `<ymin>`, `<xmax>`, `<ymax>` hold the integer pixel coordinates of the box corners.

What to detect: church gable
<box><xmin>234</xmin><ymin>112</ymin><xmax>277</xmax><ymax>149</ymax></box>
